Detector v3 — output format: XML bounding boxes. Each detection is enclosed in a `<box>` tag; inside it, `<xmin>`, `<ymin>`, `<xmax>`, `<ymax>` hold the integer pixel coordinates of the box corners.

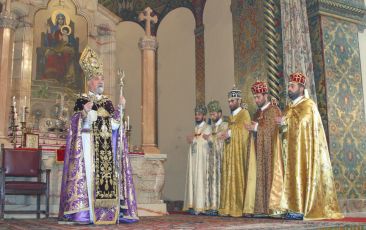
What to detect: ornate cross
<box><xmin>138</xmin><ymin>7</ymin><xmax>158</xmax><ymax>37</ymax></box>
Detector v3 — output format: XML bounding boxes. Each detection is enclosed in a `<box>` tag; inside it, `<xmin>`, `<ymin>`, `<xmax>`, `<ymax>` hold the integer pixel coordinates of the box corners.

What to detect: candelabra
<box><xmin>125</xmin><ymin>123</ymin><xmax>132</xmax><ymax>152</ymax></box>
<box><xmin>20</xmin><ymin>106</ymin><xmax>28</xmax><ymax>148</ymax></box>
<box><xmin>9</xmin><ymin>105</ymin><xmax>18</xmax><ymax>149</ymax></box>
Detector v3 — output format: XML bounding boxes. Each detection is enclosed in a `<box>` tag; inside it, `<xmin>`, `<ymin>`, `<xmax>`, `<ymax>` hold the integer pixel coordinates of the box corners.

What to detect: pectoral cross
<box><xmin>138</xmin><ymin>7</ymin><xmax>158</xmax><ymax>37</ymax></box>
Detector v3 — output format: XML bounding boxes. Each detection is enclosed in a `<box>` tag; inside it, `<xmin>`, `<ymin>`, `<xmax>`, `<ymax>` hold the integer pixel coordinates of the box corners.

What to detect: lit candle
<box><xmin>22</xmin><ymin>106</ymin><xmax>25</xmax><ymax>122</ymax></box>
<box><xmin>12</xmin><ymin>96</ymin><xmax>16</xmax><ymax>107</ymax></box>
<box><xmin>22</xmin><ymin>96</ymin><xmax>27</xmax><ymax>122</ymax></box>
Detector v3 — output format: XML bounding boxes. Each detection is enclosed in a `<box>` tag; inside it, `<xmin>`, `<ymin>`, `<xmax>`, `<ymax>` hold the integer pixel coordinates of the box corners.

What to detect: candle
<box><xmin>24</xmin><ymin>96</ymin><xmax>27</xmax><ymax>107</ymax></box>
<box><xmin>127</xmin><ymin>116</ymin><xmax>130</xmax><ymax>129</ymax></box>
<box><xmin>14</xmin><ymin>100</ymin><xmax>17</xmax><ymax>118</ymax></box>
<box><xmin>22</xmin><ymin>106</ymin><xmax>25</xmax><ymax>122</ymax></box>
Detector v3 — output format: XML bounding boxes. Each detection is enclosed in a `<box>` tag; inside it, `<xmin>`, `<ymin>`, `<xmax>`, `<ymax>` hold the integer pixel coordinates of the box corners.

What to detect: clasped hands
<box><xmin>243</xmin><ymin>117</ymin><xmax>284</xmax><ymax>131</ymax></box>
<box><xmin>244</xmin><ymin>121</ymin><xmax>257</xmax><ymax>131</ymax></box>
<box><xmin>186</xmin><ymin>132</ymin><xmax>228</xmax><ymax>144</ymax></box>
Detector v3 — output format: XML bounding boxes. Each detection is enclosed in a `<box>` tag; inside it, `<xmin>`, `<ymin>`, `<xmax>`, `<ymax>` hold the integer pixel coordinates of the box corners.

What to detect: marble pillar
<box><xmin>12</xmin><ymin>25</ymin><xmax>33</xmax><ymax>115</ymax></box>
<box><xmin>138</xmin><ymin>7</ymin><xmax>160</xmax><ymax>154</ymax></box>
<box><xmin>0</xmin><ymin>0</ymin><xmax>17</xmax><ymax>146</ymax></box>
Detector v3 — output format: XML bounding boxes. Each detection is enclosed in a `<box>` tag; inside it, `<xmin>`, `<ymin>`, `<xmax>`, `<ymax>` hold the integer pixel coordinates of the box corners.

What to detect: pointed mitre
<box><xmin>79</xmin><ymin>46</ymin><xmax>103</xmax><ymax>80</ymax></box>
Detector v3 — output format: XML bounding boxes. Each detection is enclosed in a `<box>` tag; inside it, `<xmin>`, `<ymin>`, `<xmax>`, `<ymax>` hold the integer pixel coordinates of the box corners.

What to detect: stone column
<box><xmin>13</xmin><ymin>25</ymin><xmax>33</xmax><ymax>112</ymax></box>
<box><xmin>192</xmin><ymin>0</ymin><xmax>206</xmax><ymax>105</ymax></box>
<box><xmin>194</xmin><ymin>25</ymin><xmax>205</xmax><ymax>105</ymax></box>
<box><xmin>307</xmin><ymin>0</ymin><xmax>366</xmax><ymax>213</ymax></box>
<box><xmin>0</xmin><ymin>0</ymin><xmax>17</xmax><ymax>146</ymax></box>
<box><xmin>231</xmin><ymin>0</ymin><xmax>267</xmax><ymax>113</ymax></box>
<box><xmin>138</xmin><ymin>7</ymin><xmax>160</xmax><ymax>154</ymax></box>
<box><xmin>98</xmin><ymin>30</ymin><xmax>116</xmax><ymax>102</ymax></box>
<box><xmin>281</xmin><ymin>0</ymin><xmax>317</xmax><ymax>103</ymax></box>
<box><xmin>138</xmin><ymin>36</ymin><xmax>159</xmax><ymax>154</ymax></box>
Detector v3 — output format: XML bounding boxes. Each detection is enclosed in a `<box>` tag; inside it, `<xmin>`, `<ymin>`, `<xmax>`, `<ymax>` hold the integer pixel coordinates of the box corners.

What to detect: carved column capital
<box><xmin>138</xmin><ymin>36</ymin><xmax>158</xmax><ymax>51</ymax></box>
<box><xmin>0</xmin><ymin>11</ymin><xmax>18</xmax><ymax>30</ymax></box>
<box><xmin>307</xmin><ymin>0</ymin><xmax>366</xmax><ymax>25</ymax></box>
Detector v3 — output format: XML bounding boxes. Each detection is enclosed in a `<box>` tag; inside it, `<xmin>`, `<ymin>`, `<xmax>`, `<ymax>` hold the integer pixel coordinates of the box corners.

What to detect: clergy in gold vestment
<box><xmin>278</xmin><ymin>72</ymin><xmax>343</xmax><ymax>220</ymax></box>
<box><xmin>183</xmin><ymin>104</ymin><xmax>212</xmax><ymax>214</ymax></box>
<box><xmin>206</xmin><ymin>100</ymin><xmax>228</xmax><ymax>215</ymax></box>
<box><xmin>219</xmin><ymin>86</ymin><xmax>256</xmax><ymax>217</ymax></box>
<box><xmin>245</xmin><ymin>81</ymin><xmax>283</xmax><ymax>216</ymax></box>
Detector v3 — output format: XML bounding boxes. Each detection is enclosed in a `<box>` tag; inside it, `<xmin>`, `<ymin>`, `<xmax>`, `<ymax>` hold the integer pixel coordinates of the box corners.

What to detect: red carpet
<box><xmin>323</xmin><ymin>217</ymin><xmax>366</xmax><ymax>222</ymax></box>
<box><xmin>0</xmin><ymin>214</ymin><xmax>365</xmax><ymax>229</ymax></box>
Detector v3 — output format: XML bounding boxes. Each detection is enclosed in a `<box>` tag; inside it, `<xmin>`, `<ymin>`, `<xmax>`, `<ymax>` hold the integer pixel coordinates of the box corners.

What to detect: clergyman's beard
<box><xmin>195</xmin><ymin>119</ymin><xmax>203</xmax><ymax>125</ymax></box>
<box><xmin>96</xmin><ymin>86</ymin><xmax>104</xmax><ymax>95</ymax></box>
<box><xmin>257</xmin><ymin>100</ymin><xmax>266</xmax><ymax>109</ymax></box>
<box><xmin>212</xmin><ymin>117</ymin><xmax>219</xmax><ymax>123</ymax></box>
<box><xmin>288</xmin><ymin>89</ymin><xmax>301</xmax><ymax>100</ymax></box>
<box><xmin>230</xmin><ymin>105</ymin><xmax>239</xmax><ymax>112</ymax></box>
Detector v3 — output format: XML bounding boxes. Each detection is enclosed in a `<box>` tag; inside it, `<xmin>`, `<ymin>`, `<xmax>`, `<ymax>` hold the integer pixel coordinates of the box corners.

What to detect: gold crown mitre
<box><xmin>207</xmin><ymin>100</ymin><xmax>222</xmax><ymax>113</ymax></box>
<box><xmin>79</xmin><ymin>46</ymin><xmax>103</xmax><ymax>80</ymax></box>
<box><xmin>228</xmin><ymin>85</ymin><xmax>242</xmax><ymax>100</ymax></box>
<box><xmin>251</xmin><ymin>81</ymin><xmax>269</xmax><ymax>94</ymax></box>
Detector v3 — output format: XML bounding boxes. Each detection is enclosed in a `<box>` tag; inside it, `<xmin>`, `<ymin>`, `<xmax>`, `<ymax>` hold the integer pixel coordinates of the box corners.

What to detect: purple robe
<box><xmin>59</xmin><ymin>97</ymin><xmax>138</xmax><ymax>225</ymax></box>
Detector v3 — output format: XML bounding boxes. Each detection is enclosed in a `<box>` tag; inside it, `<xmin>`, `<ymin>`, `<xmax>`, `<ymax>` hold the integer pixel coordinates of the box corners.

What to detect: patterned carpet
<box><xmin>0</xmin><ymin>214</ymin><xmax>366</xmax><ymax>229</ymax></box>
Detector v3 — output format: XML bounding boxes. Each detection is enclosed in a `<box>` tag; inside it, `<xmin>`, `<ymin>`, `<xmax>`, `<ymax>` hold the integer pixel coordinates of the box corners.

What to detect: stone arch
<box><xmin>157</xmin><ymin>7</ymin><xmax>195</xmax><ymax>201</ymax></box>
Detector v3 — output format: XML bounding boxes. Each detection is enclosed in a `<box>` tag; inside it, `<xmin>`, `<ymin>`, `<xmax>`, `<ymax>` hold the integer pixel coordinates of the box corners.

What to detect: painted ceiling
<box><xmin>98</xmin><ymin>0</ymin><xmax>198</xmax><ymax>33</ymax></box>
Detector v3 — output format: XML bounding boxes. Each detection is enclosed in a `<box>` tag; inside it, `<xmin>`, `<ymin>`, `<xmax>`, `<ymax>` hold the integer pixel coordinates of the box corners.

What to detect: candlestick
<box><xmin>20</xmin><ymin>121</ymin><xmax>26</xmax><ymax>147</ymax></box>
<box><xmin>22</xmin><ymin>106</ymin><xmax>26</xmax><ymax>122</ymax></box>
<box><xmin>9</xmin><ymin>102</ymin><xmax>19</xmax><ymax>148</ymax></box>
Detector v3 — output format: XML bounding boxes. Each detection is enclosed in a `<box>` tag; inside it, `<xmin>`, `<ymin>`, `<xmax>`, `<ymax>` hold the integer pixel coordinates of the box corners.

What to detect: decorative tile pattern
<box><xmin>308</xmin><ymin>15</ymin><xmax>329</xmax><ymax>133</ymax></box>
<box><xmin>231</xmin><ymin>0</ymin><xmax>267</xmax><ymax>113</ymax></box>
<box><xmin>318</xmin><ymin>16</ymin><xmax>366</xmax><ymax>200</ymax></box>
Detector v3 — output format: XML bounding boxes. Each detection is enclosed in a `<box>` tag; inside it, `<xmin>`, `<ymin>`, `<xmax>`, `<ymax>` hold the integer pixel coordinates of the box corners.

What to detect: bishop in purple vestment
<box><xmin>58</xmin><ymin>46</ymin><xmax>138</xmax><ymax>225</ymax></box>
